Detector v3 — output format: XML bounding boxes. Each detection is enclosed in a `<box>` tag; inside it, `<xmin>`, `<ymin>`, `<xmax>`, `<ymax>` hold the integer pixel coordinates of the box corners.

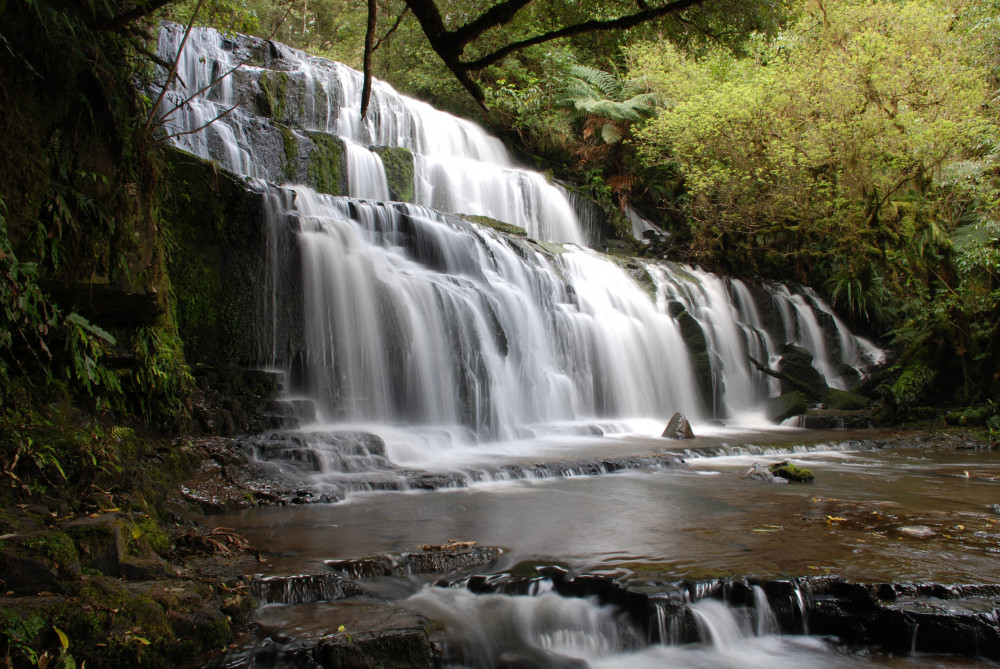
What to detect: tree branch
<box><xmin>747</xmin><ymin>355</ymin><xmax>824</xmax><ymax>402</ymax></box>
<box><xmin>361</xmin><ymin>0</ymin><xmax>378</xmax><ymax>119</ymax></box>
<box><xmin>373</xmin><ymin>6</ymin><xmax>409</xmax><ymax>52</ymax></box>
<box><xmin>95</xmin><ymin>0</ymin><xmax>179</xmax><ymax>32</ymax></box>
<box><xmin>451</xmin><ymin>0</ymin><xmax>532</xmax><ymax>49</ymax></box>
<box><xmin>459</xmin><ymin>0</ymin><xmax>706</xmax><ymax>71</ymax></box>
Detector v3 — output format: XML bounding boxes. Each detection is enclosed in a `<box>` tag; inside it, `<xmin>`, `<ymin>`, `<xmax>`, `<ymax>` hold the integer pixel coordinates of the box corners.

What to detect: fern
<box><xmin>560</xmin><ymin>65</ymin><xmax>655</xmax><ymax>143</ymax></box>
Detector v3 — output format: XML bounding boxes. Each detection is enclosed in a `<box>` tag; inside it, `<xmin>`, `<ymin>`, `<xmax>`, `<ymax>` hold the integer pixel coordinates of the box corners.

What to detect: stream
<box><xmin>201</xmin><ymin>430</ymin><xmax>1000</xmax><ymax>667</ymax></box>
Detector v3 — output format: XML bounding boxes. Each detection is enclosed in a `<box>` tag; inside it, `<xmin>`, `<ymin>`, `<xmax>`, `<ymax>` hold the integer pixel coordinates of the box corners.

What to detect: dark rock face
<box><xmin>764</xmin><ymin>391</ymin><xmax>808</xmax><ymax>422</ymax></box>
<box><xmin>162</xmin><ymin>148</ymin><xmax>305</xmax><ymax>372</ymax></box>
<box><xmin>777</xmin><ymin>343</ymin><xmax>829</xmax><ymax>400</ymax></box>
<box><xmin>671</xmin><ymin>303</ymin><xmax>723</xmax><ymax>418</ymax></box>
<box><xmin>662</xmin><ymin>412</ymin><xmax>696</xmax><ymax>439</ymax></box>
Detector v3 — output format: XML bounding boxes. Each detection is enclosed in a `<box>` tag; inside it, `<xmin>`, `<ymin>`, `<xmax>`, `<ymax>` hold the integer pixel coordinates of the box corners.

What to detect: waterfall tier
<box><xmin>155</xmin><ymin>22</ymin><xmax>585</xmax><ymax>243</ymax></box>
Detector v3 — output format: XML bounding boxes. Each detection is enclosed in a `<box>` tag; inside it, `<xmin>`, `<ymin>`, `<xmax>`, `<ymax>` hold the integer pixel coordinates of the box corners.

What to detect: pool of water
<box><xmin>208</xmin><ymin>437</ymin><xmax>1000</xmax><ymax>583</ymax></box>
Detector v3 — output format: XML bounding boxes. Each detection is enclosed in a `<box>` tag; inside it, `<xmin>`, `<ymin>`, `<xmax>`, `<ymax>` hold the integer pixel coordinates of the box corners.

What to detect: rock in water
<box><xmin>661</xmin><ymin>412</ymin><xmax>695</xmax><ymax>439</ymax></box>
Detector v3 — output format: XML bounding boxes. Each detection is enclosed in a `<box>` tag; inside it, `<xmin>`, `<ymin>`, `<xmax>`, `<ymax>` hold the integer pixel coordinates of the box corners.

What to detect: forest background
<box><xmin>163</xmin><ymin>0</ymin><xmax>1000</xmax><ymax>420</ymax></box>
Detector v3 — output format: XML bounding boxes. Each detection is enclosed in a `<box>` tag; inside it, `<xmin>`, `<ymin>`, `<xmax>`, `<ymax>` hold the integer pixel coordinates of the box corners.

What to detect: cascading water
<box><xmin>155</xmin><ymin>22</ymin><xmax>585</xmax><ymax>243</ymax></box>
<box><xmin>154</xmin><ymin>21</ymin><xmax>883</xmax><ymax>444</ymax></box>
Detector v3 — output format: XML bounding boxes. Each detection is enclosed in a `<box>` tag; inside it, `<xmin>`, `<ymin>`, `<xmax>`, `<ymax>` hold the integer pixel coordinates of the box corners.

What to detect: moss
<box><xmin>12</xmin><ymin>531</ymin><xmax>80</xmax><ymax>567</ymax></box>
<box><xmin>373</xmin><ymin>146</ymin><xmax>415</xmax><ymax>202</ymax></box>
<box><xmin>770</xmin><ymin>461</ymin><xmax>815</xmax><ymax>482</ymax></box>
<box><xmin>280</xmin><ymin>125</ymin><xmax>299</xmax><ymax>182</ymax></box>
<box><xmin>0</xmin><ymin>607</ymin><xmax>50</xmax><ymax>665</ymax></box>
<box><xmin>130</xmin><ymin>516</ymin><xmax>170</xmax><ymax>555</ymax></box>
<box><xmin>462</xmin><ymin>214</ymin><xmax>527</xmax><ymax>237</ymax></box>
<box><xmin>305</xmin><ymin>133</ymin><xmax>346</xmax><ymax>196</ymax></box>
<box><xmin>259</xmin><ymin>71</ymin><xmax>289</xmax><ymax>122</ymax></box>
<box><xmin>825</xmin><ymin>388</ymin><xmax>869</xmax><ymax>411</ymax></box>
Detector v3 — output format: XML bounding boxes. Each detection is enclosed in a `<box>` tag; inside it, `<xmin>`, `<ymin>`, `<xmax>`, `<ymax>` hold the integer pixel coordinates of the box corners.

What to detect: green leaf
<box><xmin>65</xmin><ymin>312</ymin><xmax>116</xmax><ymax>345</ymax></box>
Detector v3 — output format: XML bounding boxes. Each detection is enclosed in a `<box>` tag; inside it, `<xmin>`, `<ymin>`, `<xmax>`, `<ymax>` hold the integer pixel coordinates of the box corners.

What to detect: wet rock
<box><xmin>214</xmin><ymin>601</ymin><xmax>434</xmax><ymax>669</ymax></box>
<box><xmin>252</xmin><ymin>572</ymin><xmax>368</xmax><ymax>605</ymax></box>
<box><xmin>764</xmin><ymin>391</ymin><xmax>808</xmax><ymax>423</ymax></box>
<box><xmin>899</xmin><ymin>525</ymin><xmax>935</xmax><ymax>538</ymax></box>
<box><xmin>742</xmin><ymin>462</ymin><xmax>773</xmax><ymax>482</ymax></box>
<box><xmin>741</xmin><ymin>462</ymin><xmax>789</xmax><ymax>484</ymax></box>
<box><xmin>800</xmin><ymin>409</ymin><xmax>874</xmax><ymax>429</ymax></box>
<box><xmin>661</xmin><ymin>412</ymin><xmax>695</xmax><ymax>439</ymax></box>
<box><xmin>777</xmin><ymin>343</ymin><xmax>829</xmax><ymax>401</ymax></box>
<box><xmin>326</xmin><ymin>557</ymin><xmax>394</xmax><ymax>579</ymax></box>
<box><xmin>401</xmin><ymin>546</ymin><xmax>500</xmax><ymax>575</ymax></box>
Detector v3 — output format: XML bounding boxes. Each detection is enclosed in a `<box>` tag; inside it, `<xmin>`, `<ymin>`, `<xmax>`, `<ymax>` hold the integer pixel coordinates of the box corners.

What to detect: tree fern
<box><xmin>560</xmin><ymin>65</ymin><xmax>655</xmax><ymax>142</ymax></box>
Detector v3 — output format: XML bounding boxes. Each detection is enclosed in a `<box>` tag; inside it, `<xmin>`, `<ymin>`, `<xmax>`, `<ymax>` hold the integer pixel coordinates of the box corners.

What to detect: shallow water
<box><xmin>209</xmin><ymin>434</ymin><xmax>1000</xmax><ymax>583</ymax></box>
<box><xmin>204</xmin><ymin>431</ymin><xmax>1000</xmax><ymax>667</ymax></box>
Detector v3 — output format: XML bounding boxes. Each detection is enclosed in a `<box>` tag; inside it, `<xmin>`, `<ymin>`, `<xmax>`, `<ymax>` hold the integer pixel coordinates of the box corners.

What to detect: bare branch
<box><xmin>459</xmin><ymin>0</ymin><xmax>706</xmax><ymax>72</ymax></box>
<box><xmin>451</xmin><ymin>0</ymin><xmax>532</xmax><ymax>49</ymax></box>
<box><xmin>164</xmin><ymin>97</ymin><xmax>247</xmax><ymax>139</ymax></box>
<box><xmin>149</xmin><ymin>1</ymin><xmax>295</xmax><ymax>133</ymax></box>
<box><xmin>747</xmin><ymin>355</ymin><xmax>824</xmax><ymax>401</ymax></box>
<box><xmin>361</xmin><ymin>0</ymin><xmax>378</xmax><ymax>119</ymax></box>
<box><xmin>373</xmin><ymin>6</ymin><xmax>409</xmax><ymax>52</ymax></box>
<box><xmin>143</xmin><ymin>0</ymin><xmax>205</xmax><ymax>133</ymax></box>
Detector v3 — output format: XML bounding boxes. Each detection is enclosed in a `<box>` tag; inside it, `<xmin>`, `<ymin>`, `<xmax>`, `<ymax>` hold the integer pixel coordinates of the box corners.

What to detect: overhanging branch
<box><xmin>460</xmin><ymin>0</ymin><xmax>706</xmax><ymax>71</ymax></box>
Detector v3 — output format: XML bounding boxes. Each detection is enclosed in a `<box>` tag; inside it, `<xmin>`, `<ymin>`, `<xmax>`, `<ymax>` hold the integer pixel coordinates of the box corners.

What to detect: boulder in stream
<box><xmin>661</xmin><ymin>412</ymin><xmax>695</xmax><ymax>439</ymax></box>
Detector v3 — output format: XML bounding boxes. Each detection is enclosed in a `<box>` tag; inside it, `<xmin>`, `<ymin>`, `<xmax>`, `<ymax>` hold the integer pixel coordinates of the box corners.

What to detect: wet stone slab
<box><xmin>209</xmin><ymin>600</ymin><xmax>435</xmax><ymax>669</ymax></box>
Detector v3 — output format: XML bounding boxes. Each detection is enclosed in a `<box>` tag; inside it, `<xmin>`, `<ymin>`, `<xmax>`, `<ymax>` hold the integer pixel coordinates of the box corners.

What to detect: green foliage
<box><xmin>118</xmin><ymin>323</ymin><xmax>195</xmax><ymax>428</ymax></box>
<box><xmin>626</xmin><ymin>0</ymin><xmax>999</xmax><ymax>408</ymax></box>
<box><xmin>560</xmin><ymin>64</ymin><xmax>655</xmax><ymax>144</ymax></box>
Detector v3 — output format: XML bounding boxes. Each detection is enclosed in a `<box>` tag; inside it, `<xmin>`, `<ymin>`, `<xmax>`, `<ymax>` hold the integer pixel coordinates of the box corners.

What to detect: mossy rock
<box><xmin>303</xmin><ymin>132</ymin><xmax>346</xmax><ymax>196</ymax></box>
<box><xmin>462</xmin><ymin>214</ymin><xmax>527</xmax><ymax>237</ymax></box>
<box><xmin>373</xmin><ymin>145</ymin><xmax>415</xmax><ymax>202</ymax></box>
<box><xmin>770</xmin><ymin>461</ymin><xmax>815</xmax><ymax>482</ymax></box>
<box><xmin>0</xmin><ymin>531</ymin><xmax>81</xmax><ymax>593</ymax></box>
<box><xmin>764</xmin><ymin>392</ymin><xmax>808</xmax><ymax>423</ymax></box>
<box><xmin>825</xmin><ymin>388</ymin><xmax>869</xmax><ymax>411</ymax></box>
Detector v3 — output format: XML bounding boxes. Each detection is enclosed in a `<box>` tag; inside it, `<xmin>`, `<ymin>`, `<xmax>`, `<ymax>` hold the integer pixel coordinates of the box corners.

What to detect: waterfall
<box><xmin>154</xmin><ymin>22</ymin><xmax>585</xmax><ymax>243</ymax></box>
<box><xmin>155</xmin><ymin>23</ymin><xmax>884</xmax><ymax>444</ymax></box>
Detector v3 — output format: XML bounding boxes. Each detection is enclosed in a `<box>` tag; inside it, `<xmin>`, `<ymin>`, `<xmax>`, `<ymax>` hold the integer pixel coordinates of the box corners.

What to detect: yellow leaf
<box><xmin>337</xmin><ymin>625</ymin><xmax>346</xmax><ymax>632</ymax></box>
<box><xmin>54</xmin><ymin>627</ymin><xmax>69</xmax><ymax>652</ymax></box>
